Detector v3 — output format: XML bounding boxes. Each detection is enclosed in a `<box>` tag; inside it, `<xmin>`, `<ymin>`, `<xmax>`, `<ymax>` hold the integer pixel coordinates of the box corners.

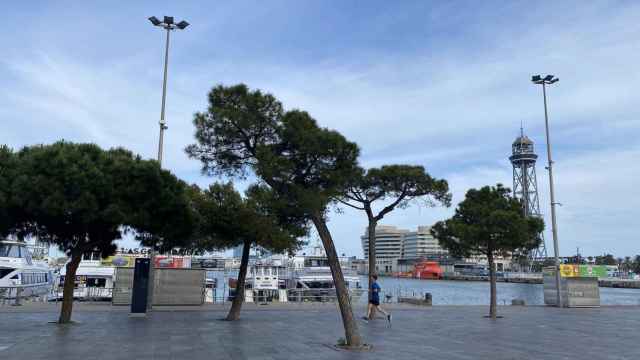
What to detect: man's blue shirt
<box><xmin>371</xmin><ymin>282</ymin><xmax>381</xmax><ymax>302</ymax></box>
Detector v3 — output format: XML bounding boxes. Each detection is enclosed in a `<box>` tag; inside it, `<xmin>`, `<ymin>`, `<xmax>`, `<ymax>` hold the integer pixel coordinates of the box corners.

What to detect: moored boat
<box><xmin>0</xmin><ymin>240</ymin><xmax>55</xmax><ymax>300</ymax></box>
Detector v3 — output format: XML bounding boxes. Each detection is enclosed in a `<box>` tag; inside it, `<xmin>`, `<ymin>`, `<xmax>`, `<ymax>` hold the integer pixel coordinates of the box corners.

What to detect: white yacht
<box><xmin>57</xmin><ymin>252</ymin><xmax>114</xmax><ymax>300</ymax></box>
<box><xmin>288</xmin><ymin>245</ymin><xmax>364</xmax><ymax>301</ymax></box>
<box><xmin>0</xmin><ymin>240</ymin><xmax>55</xmax><ymax>299</ymax></box>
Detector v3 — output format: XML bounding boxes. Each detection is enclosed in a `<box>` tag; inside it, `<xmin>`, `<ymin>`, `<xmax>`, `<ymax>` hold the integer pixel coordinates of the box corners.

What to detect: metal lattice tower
<box><xmin>509</xmin><ymin>128</ymin><xmax>547</xmax><ymax>260</ymax></box>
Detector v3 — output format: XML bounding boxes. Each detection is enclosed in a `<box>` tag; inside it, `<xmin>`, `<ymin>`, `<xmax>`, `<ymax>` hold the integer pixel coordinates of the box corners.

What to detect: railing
<box><xmin>51</xmin><ymin>286</ymin><xmax>114</xmax><ymax>301</ymax></box>
<box><xmin>503</xmin><ymin>272</ymin><xmax>543</xmax><ymax>280</ymax></box>
<box><xmin>205</xmin><ymin>287</ymin><xmax>367</xmax><ymax>304</ymax></box>
<box><xmin>0</xmin><ymin>284</ymin><xmax>54</xmax><ymax>306</ymax></box>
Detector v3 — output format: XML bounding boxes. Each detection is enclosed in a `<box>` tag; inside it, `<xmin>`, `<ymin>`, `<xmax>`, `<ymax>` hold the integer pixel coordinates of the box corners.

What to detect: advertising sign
<box><xmin>101</xmin><ymin>255</ymin><xmax>137</xmax><ymax>267</ymax></box>
<box><xmin>560</xmin><ymin>264</ymin><xmax>579</xmax><ymax>277</ymax></box>
<box><xmin>154</xmin><ymin>256</ymin><xmax>191</xmax><ymax>269</ymax></box>
<box><xmin>559</xmin><ymin>264</ymin><xmax>606</xmax><ymax>278</ymax></box>
<box><xmin>578</xmin><ymin>265</ymin><xmax>607</xmax><ymax>278</ymax></box>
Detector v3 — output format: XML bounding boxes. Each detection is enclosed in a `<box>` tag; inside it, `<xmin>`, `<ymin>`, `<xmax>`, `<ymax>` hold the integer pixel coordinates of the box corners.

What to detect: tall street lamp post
<box><xmin>531</xmin><ymin>74</ymin><xmax>561</xmax><ymax>307</ymax></box>
<box><xmin>149</xmin><ymin>15</ymin><xmax>189</xmax><ymax>165</ymax></box>
<box><xmin>147</xmin><ymin>15</ymin><xmax>189</xmax><ymax>310</ymax></box>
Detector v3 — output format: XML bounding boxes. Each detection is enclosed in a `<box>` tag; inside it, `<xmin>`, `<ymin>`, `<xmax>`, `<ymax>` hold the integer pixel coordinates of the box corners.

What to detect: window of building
<box><xmin>0</xmin><ymin>268</ymin><xmax>14</xmax><ymax>279</ymax></box>
<box><xmin>86</xmin><ymin>278</ymin><xmax>107</xmax><ymax>288</ymax></box>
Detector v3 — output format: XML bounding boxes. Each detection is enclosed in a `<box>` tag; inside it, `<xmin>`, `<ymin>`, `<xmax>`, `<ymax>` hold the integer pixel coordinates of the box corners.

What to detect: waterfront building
<box><xmin>361</xmin><ymin>225</ymin><xmax>409</xmax><ymax>274</ymax></box>
<box><xmin>402</xmin><ymin>226</ymin><xmax>448</xmax><ymax>259</ymax></box>
<box><xmin>361</xmin><ymin>225</ymin><xmax>450</xmax><ymax>274</ymax></box>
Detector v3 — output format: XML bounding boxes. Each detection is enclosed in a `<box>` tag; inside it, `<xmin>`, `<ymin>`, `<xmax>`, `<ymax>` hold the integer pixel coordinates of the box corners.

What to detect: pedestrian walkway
<box><xmin>1</xmin><ymin>303</ymin><xmax>639</xmax><ymax>359</ymax></box>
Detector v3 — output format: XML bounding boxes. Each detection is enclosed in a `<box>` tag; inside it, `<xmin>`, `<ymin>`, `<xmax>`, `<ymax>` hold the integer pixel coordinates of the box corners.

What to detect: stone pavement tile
<box><xmin>1</xmin><ymin>305</ymin><xmax>640</xmax><ymax>359</ymax></box>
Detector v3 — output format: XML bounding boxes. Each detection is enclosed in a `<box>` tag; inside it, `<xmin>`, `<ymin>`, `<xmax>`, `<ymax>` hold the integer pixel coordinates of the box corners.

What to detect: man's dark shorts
<box><xmin>369</xmin><ymin>299</ymin><xmax>380</xmax><ymax>306</ymax></box>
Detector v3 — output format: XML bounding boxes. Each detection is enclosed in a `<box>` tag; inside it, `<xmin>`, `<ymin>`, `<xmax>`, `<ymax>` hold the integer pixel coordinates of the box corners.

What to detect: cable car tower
<box><xmin>509</xmin><ymin>127</ymin><xmax>547</xmax><ymax>260</ymax></box>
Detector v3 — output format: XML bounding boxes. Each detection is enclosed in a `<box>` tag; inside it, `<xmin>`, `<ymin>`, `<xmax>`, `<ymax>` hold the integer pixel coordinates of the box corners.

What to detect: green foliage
<box><xmin>341</xmin><ymin>164</ymin><xmax>451</xmax><ymax>220</ymax></box>
<box><xmin>10</xmin><ymin>142</ymin><xmax>124</xmax><ymax>255</ymax></box>
<box><xmin>565</xmin><ymin>255</ymin><xmax>586</xmax><ymax>265</ymax></box>
<box><xmin>115</xmin><ymin>152</ymin><xmax>195</xmax><ymax>252</ymax></box>
<box><xmin>186</xmin><ymin>84</ymin><xmax>283</xmax><ymax>178</ymax></box>
<box><xmin>187</xmin><ymin>84</ymin><xmax>360</xmax><ymax>217</ymax></box>
<box><xmin>633</xmin><ymin>255</ymin><xmax>640</xmax><ymax>274</ymax></box>
<box><xmin>257</xmin><ymin>110</ymin><xmax>361</xmax><ymax>213</ymax></box>
<box><xmin>190</xmin><ymin>182</ymin><xmax>307</xmax><ymax>254</ymax></box>
<box><xmin>594</xmin><ymin>254</ymin><xmax>617</xmax><ymax>266</ymax></box>
<box><xmin>8</xmin><ymin>141</ymin><xmax>192</xmax><ymax>256</ymax></box>
<box><xmin>0</xmin><ymin>146</ymin><xmax>17</xmax><ymax>236</ymax></box>
<box><xmin>431</xmin><ymin>184</ymin><xmax>544</xmax><ymax>258</ymax></box>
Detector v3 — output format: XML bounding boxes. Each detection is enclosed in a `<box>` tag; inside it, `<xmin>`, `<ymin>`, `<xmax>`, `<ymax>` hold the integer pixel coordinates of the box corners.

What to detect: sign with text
<box><xmin>560</xmin><ymin>264</ymin><xmax>606</xmax><ymax>278</ymax></box>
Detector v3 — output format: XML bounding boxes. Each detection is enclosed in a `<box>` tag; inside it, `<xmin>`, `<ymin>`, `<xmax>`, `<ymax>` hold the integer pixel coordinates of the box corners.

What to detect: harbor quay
<box><xmin>1</xmin><ymin>303</ymin><xmax>639</xmax><ymax>359</ymax></box>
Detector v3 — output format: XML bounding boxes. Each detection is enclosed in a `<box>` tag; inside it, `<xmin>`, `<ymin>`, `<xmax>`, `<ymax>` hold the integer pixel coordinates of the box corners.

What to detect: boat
<box><xmin>288</xmin><ymin>245</ymin><xmax>364</xmax><ymax>301</ymax></box>
<box><xmin>228</xmin><ymin>263</ymin><xmax>289</xmax><ymax>302</ymax></box>
<box><xmin>392</xmin><ymin>271</ymin><xmax>414</xmax><ymax>278</ymax></box>
<box><xmin>226</xmin><ymin>244</ymin><xmax>365</xmax><ymax>303</ymax></box>
<box><xmin>413</xmin><ymin>261</ymin><xmax>444</xmax><ymax>279</ymax></box>
<box><xmin>57</xmin><ymin>252</ymin><xmax>115</xmax><ymax>301</ymax></box>
<box><xmin>0</xmin><ymin>240</ymin><xmax>55</xmax><ymax>300</ymax></box>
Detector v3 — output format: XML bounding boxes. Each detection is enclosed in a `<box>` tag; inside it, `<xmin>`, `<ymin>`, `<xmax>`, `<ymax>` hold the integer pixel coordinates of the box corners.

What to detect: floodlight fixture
<box><xmin>544</xmin><ymin>74</ymin><xmax>554</xmax><ymax>81</ymax></box>
<box><xmin>164</xmin><ymin>16</ymin><xmax>174</xmax><ymax>25</ymax></box>
<box><xmin>532</xmin><ymin>75</ymin><xmax>542</xmax><ymax>82</ymax></box>
<box><xmin>148</xmin><ymin>16</ymin><xmax>161</xmax><ymax>26</ymax></box>
<box><xmin>177</xmin><ymin>20</ymin><xmax>190</xmax><ymax>30</ymax></box>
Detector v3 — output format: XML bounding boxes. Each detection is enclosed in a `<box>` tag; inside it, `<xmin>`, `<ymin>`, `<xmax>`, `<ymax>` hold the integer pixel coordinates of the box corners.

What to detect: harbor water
<box><xmin>206</xmin><ymin>270</ymin><xmax>640</xmax><ymax>305</ymax></box>
<box><xmin>367</xmin><ymin>276</ymin><xmax>640</xmax><ymax>306</ymax></box>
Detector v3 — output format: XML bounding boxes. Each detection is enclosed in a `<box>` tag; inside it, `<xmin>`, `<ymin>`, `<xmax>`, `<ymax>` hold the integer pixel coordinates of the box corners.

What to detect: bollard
<box><xmin>13</xmin><ymin>287</ymin><xmax>22</xmax><ymax>306</ymax></box>
<box><xmin>424</xmin><ymin>292</ymin><xmax>432</xmax><ymax>306</ymax></box>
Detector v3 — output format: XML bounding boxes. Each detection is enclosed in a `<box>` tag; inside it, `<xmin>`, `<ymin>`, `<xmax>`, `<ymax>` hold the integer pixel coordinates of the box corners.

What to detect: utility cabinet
<box><xmin>543</xmin><ymin>265</ymin><xmax>604</xmax><ymax>307</ymax></box>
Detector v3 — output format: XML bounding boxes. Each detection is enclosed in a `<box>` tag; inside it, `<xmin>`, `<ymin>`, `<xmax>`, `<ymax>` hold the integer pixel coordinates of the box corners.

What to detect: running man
<box><xmin>363</xmin><ymin>274</ymin><xmax>392</xmax><ymax>324</ymax></box>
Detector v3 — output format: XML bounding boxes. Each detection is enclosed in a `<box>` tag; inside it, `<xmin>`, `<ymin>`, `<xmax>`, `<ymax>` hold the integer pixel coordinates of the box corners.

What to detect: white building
<box><xmin>361</xmin><ymin>225</ymin><xmax>408</xmax><ymax>274</ymax></box>
<box><xmin>360</xmin><ymin>225</ymin><xmax>449</xmax><ymax>274</ymax></box>
<box><xmin>402</xmin><ymin>226</ymin><xmax>448</xmax><ymax>259</ymax></box>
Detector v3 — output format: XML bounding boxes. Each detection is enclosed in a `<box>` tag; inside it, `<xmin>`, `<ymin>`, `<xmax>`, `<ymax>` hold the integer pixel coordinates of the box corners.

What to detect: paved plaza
<box><xmin>1</xmin><ymin>303</ymin><xmax>639</xmax><ymax>359</ymax></box>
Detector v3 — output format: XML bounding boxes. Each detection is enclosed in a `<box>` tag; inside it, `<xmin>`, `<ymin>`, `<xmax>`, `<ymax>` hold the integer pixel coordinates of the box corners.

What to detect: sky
<box><xmin>2</xmin><ymin>1</ymin><xmax>639</xmax><ymax>258</ymax></box>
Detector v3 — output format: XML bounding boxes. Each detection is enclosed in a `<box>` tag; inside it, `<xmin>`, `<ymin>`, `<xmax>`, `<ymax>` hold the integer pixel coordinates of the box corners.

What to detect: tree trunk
<box><xmin>487</xmin><ymin>251</ymin><xmax>497</xmax><ymax>319</ymax></box>
<box><xmin>311</xmin><ymin>212</ymin><xmax>362</xmax><ymax>347</ymax></box>
<box><xmin>367</xmin><ymin>217</ymin><xmax>377</xmax><ymax>311</ymax></box>
<box><xmin>226</xmin><ymin>240</ymin><xmax>251</xmax><ymax>321</ymax></box>
<box><xmin>58</xmin><ymin>252</ymin><xmax>82</xmax><ymax>324</ymax></box>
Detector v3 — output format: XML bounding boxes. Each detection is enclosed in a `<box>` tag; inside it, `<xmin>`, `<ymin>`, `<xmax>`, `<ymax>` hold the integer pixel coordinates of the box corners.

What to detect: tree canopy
<box><xmin>431</xmin><ymin>184</ymin><xmax>543</xmax><ymax>258</ymax></box>
<box><xmin>191</xmin><ymin>182</ymin><xmax>307</xmax><ymax>254</ymax></box>
<box><xmin>116</xmin><ymin>153</ymin><xmax>195</xmax><ymax>253</ymax></box>
<box><xmin>0</xmin><ymin>146</ymin><xmax>18</xmax><ymax>237</ymax></box>
<box><xmin>431</xmin><ymin>184</ymin><xmax>544</xmax><ymax>319</ymax></box>
<box><xmin>594</xmin><ymin>254</ymin><xmax>617</xmax><ymax>266</ymax></box>
<box><xmin>340</xmin><ymin>165</ymin><xmax>451</xmax><ymax>219</ymax></box>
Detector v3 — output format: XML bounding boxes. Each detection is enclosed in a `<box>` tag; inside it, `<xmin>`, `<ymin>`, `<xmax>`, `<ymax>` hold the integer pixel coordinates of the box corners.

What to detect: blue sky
<box><xmin>2</xmin><ymin>1</ymin><xmax>639</xmax><ymax>258</ymax></box>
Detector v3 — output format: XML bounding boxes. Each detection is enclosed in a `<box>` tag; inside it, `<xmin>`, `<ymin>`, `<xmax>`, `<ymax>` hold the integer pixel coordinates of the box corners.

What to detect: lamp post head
<box><xmin>149</xmin><ymin>16</ymin><xmax>189</xmax><ymax>30</ymax></box>
<box><xmin>531</xmin><ymin>74</ymin><xmax>558</xmax><ymax>85</ymax></box>
<box><xmin>176</xmin><ymin>21</ymin><xmax>190</xmax><ymax>30</ymax></box>
<box><xmin>148</xmin><ymin>16</ymin><xmax>161</xmax><ymax>26</ymax></box>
